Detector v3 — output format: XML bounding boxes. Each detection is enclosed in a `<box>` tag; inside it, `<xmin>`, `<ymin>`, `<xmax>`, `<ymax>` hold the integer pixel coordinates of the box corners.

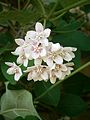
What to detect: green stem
<box><xmin>37</xmin><ymin>0</ymin><xmax>46</xmax><ymax>17</ymax></box>
<box><xmin>34</xmin><ymin>61</ymin><xmax>90</xmax><ymax>101</ymax></box>
<box><xmin>0</xmin><ymin>1</ymin><xmax>16</xmax><ymax>10</ymax></box>
<box><xmin>7</xmin><ymin>21</ymin><xmax>17</xmax><ymax>35</ymax></box>
<box><xmin>18</xmin><ymin>0</ymin><xmax>21</xmax><ymax>10</ymax></box>
<box><xmin>23</xmin><ymin>0</ymin><xmax>30</xmax><ymax>9</ymax></box>
<box><xmin>50</xmin><ymin>12</ymin><xmax>66</xmax><ymax>21</ymax></box>
<box><xmin>54</xmin><ymin>0</ymin><xmax>88</xmax><ymax>16</ymax></box>
<box><xmin>47</xmin><ymin>1</ymin><xmax>58</xmax><ymax>19</ymax></box>
<box><xmin>43</xmin><ymin>19</ymin><xmax>46</xmax><ymax>29</ymax></box>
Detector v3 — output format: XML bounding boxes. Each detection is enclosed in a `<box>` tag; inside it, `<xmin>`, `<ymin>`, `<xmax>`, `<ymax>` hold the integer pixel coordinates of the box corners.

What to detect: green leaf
<box><xmin>0</xmin><ymin>10</ymin><xmax>41</xmax><ymax>25</ymax></box>
<box><xmin>0</xmin><ymin>87</ymin><xmax>41</xmax><ymax>120</ymax></box>
<box><xmin>63</xmin><ymin>72</ymin><xmax>90</xmax><ymax>95</ymax></box>
<box><xmin>0</xmin><ymin>115</ymin><xmax>5</xmax><ymax>120</ymax></box>
<box><xmin>53</xmin><ymin>0</ymin><xmax>90</xmax><ymax>16</ymax></box>
<box><xmin>54</xmin><ymin>18</ymin><xmax>84</xmax><ymax>32</ymax></box>
<box><xmin>25</xmin><ymin>115</ymin><xmax>40</xmax><ymax>120</ymax></box>
<box><xmin>15</xmin><ymin>115</ymin><xmax>40</xmax><ymax>120</ymax></box>
<box><xmin>59</xmin><ymin>0</ymin><xmax>87</xmax><ymax>8</ymax></box>
<box><xmin>57</xmin><ymin>93</ymin><xmax>87</xmax><ymax>117</ymax></box>
<box><xmin>14</xmin><ymin>116</ymin><xmax>24</xmax><ymax>120</ymax></box>
<box><xmin>43</xmin><ymin>0</ymin><xmax>57</xmax><ymax>4</ymax></box>
<box><xmin>52</xmin><ymin>31</ymin><xmax>90</xmax><ymax>51</ymax></box>
<box><xmin>73</xmin><ymin>49</ymin><xmax>81</xmax><ymax>69</ymax></box>
<box><xmin>0</xmin><ymin>32</ymin><xmax>14</xmax><ymax>55</ymax></box>
<box><xmin>34</xmin><ymin>81</ymin><xmax>60</xmax><ymax>106</ymax></box>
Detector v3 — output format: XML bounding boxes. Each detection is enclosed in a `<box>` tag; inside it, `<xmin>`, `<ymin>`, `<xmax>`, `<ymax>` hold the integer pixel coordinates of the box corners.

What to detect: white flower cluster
<box><xmin>5</xmin><ymin>22</ymin><xmax>77</xmax><ymax>84</ymax></box>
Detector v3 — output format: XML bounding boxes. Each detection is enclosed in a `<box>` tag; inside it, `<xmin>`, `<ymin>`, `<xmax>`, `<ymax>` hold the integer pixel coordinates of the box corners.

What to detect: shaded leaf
<box><xmin>54</xmin><ymin>18</ymin><xmax>84</xmax><ymax>32</ymax></box>
<box><xmin>15</xmin><ymin>115</ymin><xmax>40</xmax><ymax>120</ymax></box>
<box><xmin>59</xmin><ymin>0</ymin><xmax>88</xmax><ymax>8</ymax></box>
<box><xmin>0</xmin><ymin>10</ymin><xmax>41</xmax><ymax>25</ymax></box>
<box><xmin>57</xmin><ymin>93</ymin><xmax>87</xmax><ymax>117</ymax></box>
<box><xmin>0</xmin><ymin>87</ymin><xmax>41</xmax><ymax>120</ymax></box>
<box><xmin>25</xmin><ymin>115</ymin><xmax>40</xmax><ymax>120</ymax></box>
<box><xmin>0</xmin><ymin>32</ymin><xmax>14</xmax><ymax>55</ymax></box>
<box><xmin>63</xmin><ymin>72</ymin><xmax>90</xmax><ymax>95</ymax></box>
<box><xmin>52</xmin><ymin>31</ymin><xmax>90</xmax><ymax>51</ymax></box>
<box><xmin>34</xmin><ymin>81</ymin><xmax>60</xmax><ymax>106</ymax></box>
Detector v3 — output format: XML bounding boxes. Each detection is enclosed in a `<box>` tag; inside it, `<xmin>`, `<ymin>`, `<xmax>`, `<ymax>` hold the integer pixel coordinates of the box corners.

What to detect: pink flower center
<box><xmin>32</xmin><ymin>43</ymin><xmax>42</xmax><ymax>53</ymax></box>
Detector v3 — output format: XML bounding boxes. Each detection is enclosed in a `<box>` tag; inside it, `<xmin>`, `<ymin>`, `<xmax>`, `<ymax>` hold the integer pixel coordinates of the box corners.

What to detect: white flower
<box><xmin>49</xmin><ymin>63</ymin><xmax>67</xmax><ymax>84</ymax></box>
<box><xmin>30</xmin><ymin>41</ymin><xmax>47</xmax><ymax>59</ymax></box>
<box><xmin>16</xmin><ymin>51</ymin><xmax>29</xmax><ymax>67</ymax></box>
<box><xmin>59</xmin><ymin>47</ymin><xmax>77</xmax><ymax>62</ymax></box>
<box><xmin>49</xmin><ymin>62</ymin><xmax>74</xmax><ymax>84</ymax></box>
<box><xmin>43</xmin><ymin>42</ymin><xmax>63</xmax><ymax>67</ymax></box>
<box><xmin>5</xmin><ymin>62</ymin><xmax>22</xmax><ymax>81</ymax></box>
<box><xmin>61</xmin><ymin>62</ymin><xmax>74</xmax><ymax>79</ymax></box>
<box><xmin>24</xmin><ymin>65</ymin><xmax>49</xmax><ymax>82</ymax></box>
<box><xmin>11</xmin><ymin>38</ymin><xmax>31</xmax><ymax>58</ymax></box>
<box><xmin>34</xmin><ymin>58</ymin><xmax>42</xmax><ymax>66</ymax></box>
<box><xmin>26</xmin><ymin>22</ymin><xmax>51</xmax><ymax>46</ymax></box>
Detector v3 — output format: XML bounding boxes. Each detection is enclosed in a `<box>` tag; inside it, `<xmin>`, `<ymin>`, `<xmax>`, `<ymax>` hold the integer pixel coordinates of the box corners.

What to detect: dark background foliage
<box><xmin>0</xmin><ymin>0</ymin><xmax>90</xmax><ymax>120</ymax></box>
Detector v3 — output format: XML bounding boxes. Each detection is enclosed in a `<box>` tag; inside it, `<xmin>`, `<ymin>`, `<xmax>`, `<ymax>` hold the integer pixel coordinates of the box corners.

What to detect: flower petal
<box><xmin>51</xmin><ymin>43</ymin><xmax>61</xmax><ymax>52</ymax></box>
<box><xmin>50</xmin><ymin>75</ymin><xmax>56</xmax><ymax>84</ymax></box>
<box><xmin>27</xmin><ymin>72</ymin><xmax>32</xmax><ymax>80</ymax></box>
<box><xmin>34</xmin><ymin>58</ymin><xmax>42</xmax><ymax>66</ymax></box>
<box><xmin>14</xmin><ymin>68</ymin><xmax>22</xmax><ymax>81</ymax></box>
<box><xmin>55</xmin><ymin>70</ymin><xmax>62</xmax><ymax>79</ymax></box>
<box><xmin>35</xmin><ymin>22</ymin><xmax>44</xmax><ymax>32</ymax></box>
<box><xmin>44</xmin><ymin>28</ymin><xmax>51</xmax><ymax>37</ymax></box>
<box><xmin>41</xmin><ymin>71</ymin><xmax>48</xmax><ymax>80</ymax></box>
<box><xmin>15</xmin><ymin>39</ymin><xmax>24</xmax><ymax>46</ymax></box>
<box><xmin>11</xmin><ymin>47</ymin><xmax>23</xmax><ymax>55</ymax></box>
<box><xmin>44</xmin><ymin>58</ymin><xmax>53</xmax><ymax>67</ymax></box>
<box><xmin>32</xmin><ymin>51</ymin><xmax>39</xmax><ymax>59</ymax></box>
<box><xmin>7</xmin><ymin>67</ymin><xmax>15</xmax><ymax>75</ymax></box>
<box><xmin>14</xmin><ymin>73</ymin><xmax>21</xmax><ymax>81</ymax></box>
<box><xmin>40</xmin><ymin>48</ymin><xmax>46</xmax><ymax>57</ymax></box>
<box><xmin>61</xmin><ymin>64</ymin><xmax>67</xmax><ymax>71</ymax></box>
<box><xmin>69</xmin><ymin>51</ymin><xmax>75</xmax><ymax>58</ymax></box>
<box><xmin>26</xmin><ymin>31</ymin><xmax>36</xmax><ymax>40</ymax></box>
<box><xmin>17</xmin><ymin>56</ymin><xmax>23</xmax><ymax>64</ymax></box>
<box><xmin>5</xmin><ymin>62</ymin><xmax>14</xmax><ymax>67</ymax></box>
<box><xmin>64</xmin><ymin>53</ymin><xmax>72</xmax><ymax>62</ymax></box>
<box><xmin>24</xmin><ymin>47</ymin><xmax>31</xmax><ymax>58</ymax></box>
<box><xmin>24</xmin><ymin>59</ymin><xmax>28</xmax><ymax>67</ymax></box>
<box><xmin>54</xmin><ymin>55</ymin><xmax>63</xmax><ymax>64</ymax></box>
<box><xmin>42</xmin><ymin>38</ymin><xmax>49</xmax><ymax>46</ymax></box>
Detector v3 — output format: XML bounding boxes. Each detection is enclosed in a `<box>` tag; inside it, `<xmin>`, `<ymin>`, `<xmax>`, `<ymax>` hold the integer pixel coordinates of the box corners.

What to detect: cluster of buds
<box><xmin>5</xmin><ymin>22</ymin><xmax>77</xmax><ymax>84</ymax></box>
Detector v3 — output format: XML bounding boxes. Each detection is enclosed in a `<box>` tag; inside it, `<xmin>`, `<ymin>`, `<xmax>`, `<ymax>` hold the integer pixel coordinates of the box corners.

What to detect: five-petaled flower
<box><xmin>26</xmin><ymin>22</ymin><xmax>51</xmax><ymax>46</ymax></box>
<box><xmin>5</xmin><ymin>62</ymin><xmax>22</xmax><ymax>81</ymax></box>
<box><xmin>24</xmin><ymin>65</ymin><xmax>49</xmax><ymax>82</ymax></box>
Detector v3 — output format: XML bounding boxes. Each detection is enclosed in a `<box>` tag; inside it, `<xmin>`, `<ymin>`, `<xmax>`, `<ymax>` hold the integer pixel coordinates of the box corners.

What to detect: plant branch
<box><xmin>34</xmin><ymin>61</ymin><xmax>90</xmax><ymax>101</ymax></box>
<box><xmin>18</xmin><ymin>0</ymin><xmax>21</xmax><ymax>10</ymax></box>
<box><xmin>23</xmin><ymin>0</ymin><xmax>30</xmax><ymax>10</ymax></box>
<box><xmin>37</xmin><ymin>0</ymin><xmax>46</xmax><ymax>17</ymax></box>
<box><xmin>43</xmin><ymin>19</ymin><xmax>46</xmax><ymax>29</ymax></box>
<box><xmin>47</xmin><ymin>1</ymin><xmax>58</xmax><ymax>19</ymax></box>
<box><xmin>0</xmin><ymin>1</ymin><xmax>16</xmax><ymax>10</ymax></box>
<box><xmin>54</xmin><ymin>0</ymin><xmax>88</xmax><ymax>16</ymax></box>
<box><xmin>50</xmin><ymin>12</ymin><xmax>66</xmax><ymax>21</ymax></box>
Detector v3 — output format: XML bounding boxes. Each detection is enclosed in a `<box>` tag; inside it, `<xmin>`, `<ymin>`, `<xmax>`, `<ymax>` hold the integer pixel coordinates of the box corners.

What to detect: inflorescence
<box><xmin>5</xmin><ymin>22</ymin><xmax>77</xmax><ymax>84</ymax></box>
